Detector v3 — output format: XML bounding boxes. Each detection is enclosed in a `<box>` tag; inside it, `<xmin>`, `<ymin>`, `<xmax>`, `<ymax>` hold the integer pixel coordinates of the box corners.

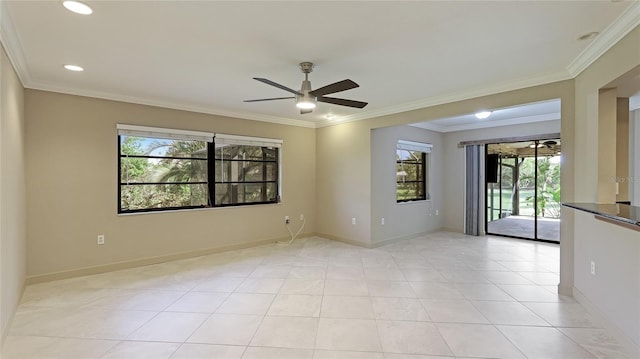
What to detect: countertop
<box><xmin>562</xmin><ymin>202</ymin><xmax>640</xmax><ymax>227</ymax></box>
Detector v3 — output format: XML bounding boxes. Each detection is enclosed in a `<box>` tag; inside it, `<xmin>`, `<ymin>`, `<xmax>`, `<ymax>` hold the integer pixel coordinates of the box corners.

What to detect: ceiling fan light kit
<box><xmin>296</xmin><ymin>66</ymin><xmax>317</xmax><ymax>109</ymax></box>
<box><xmin>245</xmin><ymin>61</ymin><xmax>368</xmax><ymax>115</ymax></box>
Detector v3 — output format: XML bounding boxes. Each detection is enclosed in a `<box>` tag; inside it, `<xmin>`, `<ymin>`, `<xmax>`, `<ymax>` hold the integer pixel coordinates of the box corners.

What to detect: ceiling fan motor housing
<box><xmin>299</xmin><ymin>62</ymin><xmax>314</xmax><ymax>74</ymax></box>
<box><xmin>297</xmin><ymin>79</ymin><xmax>317</xmax><ymax>107</ymax></box>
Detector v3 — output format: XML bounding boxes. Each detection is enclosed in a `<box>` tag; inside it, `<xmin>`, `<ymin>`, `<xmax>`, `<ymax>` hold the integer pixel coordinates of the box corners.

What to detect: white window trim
<box><xmin>215</xmin><ymin>133</ymin><xmax>283</xmax><ymax>148</ymax></box>
<box><xmin>116</xmin><ymin>125</ymin><xmax>284</xmax><ymax>149</ymax></box>
<box><xmin>397</xmin><ymin>139</ymin><xmax>432</xmax><ymax>153</ymax></box>
<box><xmin>117</xmin><ymin>124</ymin><xmax>214</xmax><ymax>142</ymax></box>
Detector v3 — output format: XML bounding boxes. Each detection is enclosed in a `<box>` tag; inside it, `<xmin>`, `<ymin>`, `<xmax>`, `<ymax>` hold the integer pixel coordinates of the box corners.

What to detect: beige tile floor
<box><xmin>2</xmin><ymin>232</ymin><xmax>633</xmax><ymax>359</ymax></box>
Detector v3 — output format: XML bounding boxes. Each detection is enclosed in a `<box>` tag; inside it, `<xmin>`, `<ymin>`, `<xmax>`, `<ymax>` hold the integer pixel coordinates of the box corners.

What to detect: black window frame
<box><xmin>212</xmin><ymin>143</ymin><xmax>280</xmax><ymax>207</ymax></box>
<box><xmin>118</xmin><ymin>135</ymin><xmax>280</xmax><ymax>214</ymax></box>
<box><xmin>396</xmin><ymin>149</ymin><xmax>428</xmax><ymax>203</ymax></box>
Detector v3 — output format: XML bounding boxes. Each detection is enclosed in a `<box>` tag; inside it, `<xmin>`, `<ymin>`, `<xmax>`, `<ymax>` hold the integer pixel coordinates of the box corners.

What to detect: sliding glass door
<box><xmin>485</xmin><ymin>139</ymin><xmax>561</xmax><ymax>242</ymax></box>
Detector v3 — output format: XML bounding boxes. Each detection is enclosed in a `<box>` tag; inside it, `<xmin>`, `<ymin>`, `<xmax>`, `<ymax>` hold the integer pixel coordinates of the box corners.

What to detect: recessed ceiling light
<box><xmin>475</xmin><ymin>111</ymin><xmax>492</xmax><ymax>119</ymax></box>
<box><xmin>62</xmin><ymin>1</ymin><xmax>93</xmax><ymax>15</ymax></box>
<box><xmin>64</xmin><ymin>64</ymin><xmax>84</xmax><ymax>72</ymax></box>
<box><xmin>578</xmin><ymin>32</ymin><xmax>599</xmax><ymax>41</ymax></box>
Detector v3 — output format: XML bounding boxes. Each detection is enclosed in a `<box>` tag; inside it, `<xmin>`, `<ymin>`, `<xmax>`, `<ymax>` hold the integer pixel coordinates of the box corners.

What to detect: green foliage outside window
<box><xmin>119</xmin><ymin>136</ymin><xmax>279</xmax><ymax>213</ymax></box>
<box><xmin>396</xmin><ymin>149</ymin><xmax>428</xmax><ymax>202</ymax></box>
<box><xmin>120</xmin><ymin>136</ymin><xmax>207</xmax><ymax>211</ymax></box>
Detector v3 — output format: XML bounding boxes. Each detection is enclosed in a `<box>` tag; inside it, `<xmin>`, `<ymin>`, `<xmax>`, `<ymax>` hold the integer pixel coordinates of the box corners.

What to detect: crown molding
<box><xmin>26</xmin><ymin>81</ymin><xmax>316</xmax><ymax>128</ymax></box>
<box><xmin>567</xmin><ymin>1</ymin><xmax>640</xmax><ymax>77</ymax></box>
<box><xmin>411</xmin><ymin>113</ymin><xmax>560</xmax><ymax>133</ymax></box>
<box><xmin>0</xmin><ymin>1</ymin><xmax>30</xmax><ymax>86</ymax></box>
<box><xmin>0</xmin><ymin>4</ymin><xmax>316</xmax><ymax>129</ymax></box>
<box><xmin>318</xmin><ymin>70</ymin><xmax>570</xmax><ymax>128</ymax></box>
<box><xmin>2</xmin><ymin>0</ymin><xmax>633</xmax><ymax>131</ymax></box>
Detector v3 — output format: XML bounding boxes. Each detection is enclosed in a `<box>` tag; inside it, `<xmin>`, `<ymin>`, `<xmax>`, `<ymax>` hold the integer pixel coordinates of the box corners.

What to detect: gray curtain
<box><xmin>465</xmin><ymin>145</ymin><xmax>482</xmax><ymax>235</ymax></box>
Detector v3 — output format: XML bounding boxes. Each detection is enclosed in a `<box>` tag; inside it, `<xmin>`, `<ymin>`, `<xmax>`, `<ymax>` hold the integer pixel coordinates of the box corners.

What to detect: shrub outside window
<box><xmin>214</xmin><ymin>144</ymin><xmax>279</xmax><ymax>206</ymax></box>
<box><xmin>117</xmin><ymin>125</ymin><xmax>281</xmax><ymax>213</ymax></box>
<box><xmin>396</xmin><ymin>140</ymin><xmax>431</xmax><ymax>202</ymax></box>
<box><xmin>119</xmin><ymin>136</ymin><xmax>208</xmax><ymax>212</ymax></box>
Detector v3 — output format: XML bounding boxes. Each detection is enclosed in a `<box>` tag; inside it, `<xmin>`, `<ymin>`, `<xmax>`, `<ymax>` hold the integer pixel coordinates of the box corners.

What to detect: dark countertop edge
<box><xmin>562</xmin><ymin>202</ymin><xmax>640</xmax><ymax>227</ymax></box>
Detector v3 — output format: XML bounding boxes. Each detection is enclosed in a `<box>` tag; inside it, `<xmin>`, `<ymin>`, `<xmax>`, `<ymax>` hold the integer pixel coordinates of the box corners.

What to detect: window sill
<box><xmin>396</xmin><ymin>199</ymin><xmax>432</xmax><ymax>205</ymax></box>
<box><xmin>117</xmin><ymin>202</ymin><xmax>282</xmax><ymax>216</ymax></box>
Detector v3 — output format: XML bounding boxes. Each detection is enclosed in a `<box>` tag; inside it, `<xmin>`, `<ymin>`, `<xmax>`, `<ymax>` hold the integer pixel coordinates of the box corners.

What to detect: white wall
<box><xmin>371</xmin><ymin>125</ymin><xmax>444</xmax><ymax>244</ymax></box>
<box><xmin>441</xmin><ymin>120</ymin><xmax>561</xmax><ymax>232</ymax></box>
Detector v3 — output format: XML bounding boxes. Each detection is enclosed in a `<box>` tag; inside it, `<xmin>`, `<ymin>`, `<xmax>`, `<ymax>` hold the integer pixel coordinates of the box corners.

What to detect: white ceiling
<box><xmin>412</xmin><ymin>98</ymin><xmax>561</xmax><ymax>133</ymax></box>
<box><xmin>2</xmin><ymin>1</ymin><xmax>639</xmax><ymax>128</ymax></box>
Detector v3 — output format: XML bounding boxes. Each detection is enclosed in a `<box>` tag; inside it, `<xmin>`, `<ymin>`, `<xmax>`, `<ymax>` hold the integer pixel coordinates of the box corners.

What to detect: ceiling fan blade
<box><xmin>300</xmin><ymin>108</ymin><xmax>313</xmax><ymax>115</ymax></box>
<box><xmin>318</xmin><ymin>96</ymin><xmax>368</xmax><ymax>109</ymax></box>
<box><xmin>253</xmin><ymin>78</ymin><xmax>302</xmax><ymax>95</ymax></box>
<box><xmin>309</xmin><ymin>79</ymin><xmax>359</xmax><ymax>97</ymax></box>
<box><xmin>244</xmin><ymin>96</ymin><xmax>295</xmax><ymax>102</ymax></box>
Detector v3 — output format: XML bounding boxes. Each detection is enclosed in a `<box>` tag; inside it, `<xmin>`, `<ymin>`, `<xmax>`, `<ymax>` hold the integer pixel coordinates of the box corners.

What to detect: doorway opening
<box><xmin>485</xmin><ymin>139</ymin><xmax>561</xmax><ymax>242</ymax></box>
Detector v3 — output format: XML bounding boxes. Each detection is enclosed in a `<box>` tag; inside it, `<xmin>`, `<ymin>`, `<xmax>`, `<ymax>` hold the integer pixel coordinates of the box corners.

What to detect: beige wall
<box><xmin>0</xmin><ymin>46</ymin><xmax>26</xmax><ymax>343</ymax></box>
<box><xmin>316</xmin><ymin>121</ymin><xmax>372</xmax><ymax>245</ymax></box>
<box><xmin>597</xmin><ymin>88</ymin><xmax>617</xmax><ymax>203</ymax></box>
<box><xmin>616</xmin><ymin>97</ymin><xmax>630</xmax><ymax>202</ymax></box>
<box><xmin>25</xmin><ymin>90</ymin><xmax>316</xmax><ymax>278</ymax></box>
<box><xmin>632</xmin><ymin>109</ymin><xmax>640</xmax><ymax>205</ymax></box>
<box><xmin>371</xmin><ymin>125</ymin><xmax>444</xmax><ymax>244</ymax></box>
<box><xmin>573</xmin><ymin>211</ymin><xmax>640</xmax><ymax>354</ymax></box>
<box><xmin>572</xmin><ymin>24</ymin><xmax>640</xmax><ymax>356</ymax></box>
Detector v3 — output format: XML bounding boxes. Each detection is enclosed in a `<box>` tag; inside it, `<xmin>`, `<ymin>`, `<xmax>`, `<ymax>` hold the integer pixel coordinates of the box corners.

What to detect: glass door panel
<box><xmin>536</xmin><ymin>152</ymin><xmax>561</xmax><ymax>241</ymax></box>
<box><xmin>486</xmin><ymin>140</ymin><xmax>560</xmax><ymax>242</ymax></box>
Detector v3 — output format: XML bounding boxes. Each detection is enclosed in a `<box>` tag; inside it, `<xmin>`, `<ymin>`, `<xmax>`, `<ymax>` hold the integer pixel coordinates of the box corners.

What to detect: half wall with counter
<box><xmin>563</xmin><ymin>203</ymin><xmax>640</xmax><ymax>356</ymax></box>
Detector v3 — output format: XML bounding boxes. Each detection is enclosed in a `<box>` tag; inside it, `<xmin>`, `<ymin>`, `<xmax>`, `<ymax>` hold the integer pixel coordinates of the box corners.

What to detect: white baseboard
<box><xmin>26</xmin><ymin>233</ymin><xmax>315</xmax><ymax>284</ymax></box>
<box><xmin>315</xmin><ymin>232</ymin><xmax>371</xmax><ymax>248</ymax></box>
<box><xmin>370</xmin><ymin>228</ymin><xmax>445</xmax><ymax>248</ymax></box>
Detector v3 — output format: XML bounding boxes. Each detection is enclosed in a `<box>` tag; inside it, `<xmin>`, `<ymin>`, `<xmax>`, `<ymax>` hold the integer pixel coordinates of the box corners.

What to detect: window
<box><xmin>396</xmin><ymin>140</ymin><xmax>431</xmax><ymax>202</ymax></box>
<box><xmin>118</xmin><ymin>125</ymin><xmax>281</xmax><ymax>213</ymax></box>
<box><xmin>214</xmin><ymin>134</ymin><xmax>279</xmax><ymax>206</ymax></box>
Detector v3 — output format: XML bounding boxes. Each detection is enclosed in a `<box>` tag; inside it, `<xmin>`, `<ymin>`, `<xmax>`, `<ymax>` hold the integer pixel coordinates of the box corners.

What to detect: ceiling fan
<box><xmin>244</xmin><ymin>62</ymin><xmax>368</xmax><ymax>114</ymax></box>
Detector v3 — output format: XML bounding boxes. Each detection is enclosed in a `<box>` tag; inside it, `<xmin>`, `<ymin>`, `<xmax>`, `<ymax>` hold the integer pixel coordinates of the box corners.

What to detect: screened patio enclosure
<box><xmin>485</xmin><ymin>139</ymin><xmax>561</xmax><ymax>242</ymax></box>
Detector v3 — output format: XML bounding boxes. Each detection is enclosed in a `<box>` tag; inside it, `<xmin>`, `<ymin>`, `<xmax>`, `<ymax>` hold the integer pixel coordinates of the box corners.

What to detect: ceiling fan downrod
<box><xmin>297</xmin><ymin>62</ymin><xmax>316</xmax><ymax>109</ymax></box>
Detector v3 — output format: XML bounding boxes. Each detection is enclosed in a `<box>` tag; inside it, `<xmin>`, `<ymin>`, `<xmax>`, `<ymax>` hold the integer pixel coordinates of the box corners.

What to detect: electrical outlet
<box><xmin>590</xmin><ymin>260</ymin><xmax>596</xmax><ymax>276</ymax></box>
<box><xmin>435</xmin><ymin>209</ymin><xmax>439</xmax><ymax>216</ymax></box>
<box><xmin>97</xmin><ymin>235</ymin><xmax>105</xmax><ymax>245</ymax></box>
<box><xmin>351</xmin><ymin>217</ymin><xmax>356</xmax><ymax>225</ymax></box>
<box><xmin>285</xmin><ymin>216</ymin><xmax>290</xmax><ymax>224</ymax></box>
<box><xmin>381</xmin><ymin>217</ymin><xmax>385</xmax><ymax>225</ymax></box>
<box><xmin>300</xmin><ymin>214</ymin><xmax>304</xmax><ymax>221</ymax></box>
